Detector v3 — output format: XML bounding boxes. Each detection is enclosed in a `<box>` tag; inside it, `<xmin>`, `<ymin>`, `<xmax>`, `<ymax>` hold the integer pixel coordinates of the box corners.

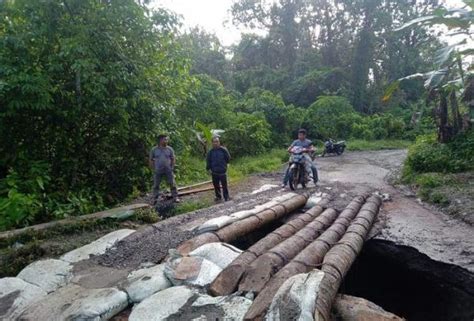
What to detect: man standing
<box><xmin>206</xmin><ymin>137</ymin><xmax>231</xmax><ymax>202</ymax></box>
<box><xmin>282</xmin><ymin>129</ymin><xmax>318</xmax><ymax>187</ymax></box>
<box><xmin>149</xmin><ymin>134</ymin><xmax>179</xmax><ymax>203</ymax></box>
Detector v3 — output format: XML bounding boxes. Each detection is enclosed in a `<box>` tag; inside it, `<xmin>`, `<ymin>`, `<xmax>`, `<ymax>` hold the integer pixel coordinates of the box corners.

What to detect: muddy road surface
<box><xmin>97</xmin><ymin>149</ymin><xmax>473</xmax><ymax>273</ymax></box>
<box><xmin>316</xmin><ymin>149</ymin><xmax>474</xmax><ymax>273</ymax></box>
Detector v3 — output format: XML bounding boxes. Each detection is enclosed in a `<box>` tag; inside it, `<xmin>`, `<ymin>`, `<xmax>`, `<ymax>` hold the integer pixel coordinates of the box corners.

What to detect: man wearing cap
<box><xmin>149</xmin><ymin>134</ymin><xmax>179</xmax><ymax>203</ymax></box>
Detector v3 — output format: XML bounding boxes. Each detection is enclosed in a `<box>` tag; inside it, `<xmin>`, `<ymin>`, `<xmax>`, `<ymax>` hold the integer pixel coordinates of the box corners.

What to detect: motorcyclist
<box><xmin>282</xmin><ymin>129</ymin><xmax>318</xmax><ymax>187</ymax></box>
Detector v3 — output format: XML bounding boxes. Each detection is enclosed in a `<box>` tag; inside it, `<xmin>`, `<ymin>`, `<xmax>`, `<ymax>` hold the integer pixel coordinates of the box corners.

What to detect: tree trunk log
<box><xmin>242</xmin><ymin>195</ymin><xmax>368</xmax><ymax>321</ymax></box>
<box><xmin>177</xmin><ymin>193</ymin><xmax>309</xmax><ymax>255</ymax></box>
<box><xmin>315</xmin><ymin>195</ymin><xmax>382</xmax><ymax>321</ymax></box>
<box><xmin>210</xmin><ymin>198</ymin><xmax>330</xmax><ymax>296</ymax></box>
<box><xmin>238</xmin><ymin>207</ymin><xmax>338</xmax><ymax>295</ymax></box>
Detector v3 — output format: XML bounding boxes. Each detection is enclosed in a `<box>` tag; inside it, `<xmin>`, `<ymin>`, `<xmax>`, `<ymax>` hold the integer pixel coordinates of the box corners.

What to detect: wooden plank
<box><xmin>0</xmin><ymin>203</ymin><xmax>150</xmax><ymax>239</ymax></box>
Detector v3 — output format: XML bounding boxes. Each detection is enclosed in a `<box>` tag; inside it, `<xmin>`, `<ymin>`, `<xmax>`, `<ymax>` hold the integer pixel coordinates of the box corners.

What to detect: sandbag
<box><xmin>17</xmin><ymin>284</ymin><xmax>128</xmax><ymax>321</ymax></box>
<box><xmin>189</xmin><ymin>242</ymin><xmax>242</xmax><ymax>269</ymax></box>
<box><xmin>195</xmin><ymin>216</ymin><xmax>237</xmax><ymax>234</ymax></box>
<box><xmin>164</xmin><ymin>251</ymin><xmax>222</xmax><ymax>287</ymax></box>
<box><xmin>129</xmin><ymin>286</ymin><xmax>196</xmax><ymax>321</ymax></box>
<box><xmin>229</xmin><ymin>209</ymin><xmax>259</xmax><ymax>220</ymax></box>
<box><xmin>0</xmin><ymin>277</ymin><xmax>46</xmax><ymax>320</ymax></box>
<box><xmin>191</xmin><ymin>293</ymin><xmax>253</xmax><ymax>320</ymax></box>
<box><xmin>17</xmin><ymin>259</ymin><xmax>72</xmax><ymax>293</ymax></box>
<box><xmin>123</xmin><ymin>263</ymin><xmax>172</xmax><ymax>303</ymax></box>
<box><xmin>251</xmin><ymin>184</ymin><xmax>279</xmax><ymax>194</ymax></box>
<box><xmin>266</xmin><ymin>270</ymin><xmax>325</xmax><ymax>321</ymax></box>
<box><xmin>61</xmin><ymin>229</ymin><xmax>135</xmax><ymax>263</ymax></box>
<box><xmin>304</xmin><ymin>192</ymin><xmax>328</xmax><ymax>209</ymax></box>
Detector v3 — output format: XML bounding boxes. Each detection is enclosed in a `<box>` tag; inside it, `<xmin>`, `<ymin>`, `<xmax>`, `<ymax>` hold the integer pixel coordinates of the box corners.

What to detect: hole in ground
<box><xmin>230</xmin><ymin>218</ymin><xmax>285</xmax><ymax>250</ymax></box>
<box><xmin>342</xmin><ymin>239</ymin><xmax>474</xmax><ymax>321</ymax></box>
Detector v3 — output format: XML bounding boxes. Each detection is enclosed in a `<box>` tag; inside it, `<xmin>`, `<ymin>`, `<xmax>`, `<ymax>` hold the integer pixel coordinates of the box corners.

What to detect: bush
<box><xmin>305</xmin><ymin>96</ymin><xmax>356</xmax><ymax>139</ymax></box>
<box><xmin>403</xmin><ymin>133</ymin><xmax>472</xmax><ymax>179</ymax></box>
<box><xmin>222</xmin><ymin>113</ymin><xmax>271</xmax><ymax>157</ymax></box>
<box><xmin>0</xmin><ymin>161</ymin><xmax>105</xmax><ymax>231</ymax></box>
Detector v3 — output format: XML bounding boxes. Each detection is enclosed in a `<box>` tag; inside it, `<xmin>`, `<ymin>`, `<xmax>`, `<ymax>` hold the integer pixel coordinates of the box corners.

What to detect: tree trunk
<box><xmin>438</xmin><ymin>92</ymin><xmax>451</xmax><ymax>143</ymax></box>
<box><xmin>314</xmin><ymin>195</ymin><xmax>382</xmax><ymax>321</ymax></box>
<box><xmin>242</xmin><ymin>195</ymin><xmax>368</xmax><ymax>321</ymax></box>
<box><xmin>210</xmin><ymin>198</ymin><xmax>330</xmax><ymax>296</ymax></box>
<box><xmin>177</xmin><ymin>193</ymin><xmax>309</xmax><ymax>255</ymax></box>
<box><xmin>238</xmin><ymin>208</ymin><xmax>338</xmax><ymax>295</ymax></box>
<box><xmin>450</xmin><ymin>90</ymin><xmax>461</xmax><ymax>135</ymax></box>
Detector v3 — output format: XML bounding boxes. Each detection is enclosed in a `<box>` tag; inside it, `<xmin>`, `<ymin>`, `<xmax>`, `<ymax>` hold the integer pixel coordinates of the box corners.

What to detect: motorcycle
<box><xmin>288</xmin><ymin>146</ymin><xmax>311</xmax><ymax>190</ymax></box>
<box><xmin>321</xmin><ymin>139</ymin><xmax>346</xmax><ymax>156</ymax></box>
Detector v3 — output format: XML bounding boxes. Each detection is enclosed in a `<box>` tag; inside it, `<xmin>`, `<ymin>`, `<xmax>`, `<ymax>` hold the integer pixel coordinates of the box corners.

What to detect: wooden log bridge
<box><xmin>177</xmin><ymin>192</ymin><xmax>382</xmax><ymax>321</ymax></box>
<box><xmin>177</xmin><ymin>192</ymin><xmax>310</xmax><ymax>255</ymax></box>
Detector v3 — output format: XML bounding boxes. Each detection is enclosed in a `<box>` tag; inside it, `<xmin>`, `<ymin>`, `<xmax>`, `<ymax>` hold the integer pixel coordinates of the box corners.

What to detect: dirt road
<box><xmin>97</xmin><ymin>149</ymin><xmax>473</xmax><ymax>273</ymax></box>
<box><xmin>315</xmin><ymin>149</ymin><xmax>474</xmax><ymax>272</ymax></box>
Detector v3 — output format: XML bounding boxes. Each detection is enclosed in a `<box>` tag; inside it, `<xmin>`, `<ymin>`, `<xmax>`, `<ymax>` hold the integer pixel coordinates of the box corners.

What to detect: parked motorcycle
<box><xmin>321</xmin><ymin>139</ymin><xmax>346</xmax><ymax>156</ymax></box>
<box><xmin>288</xmin><ymin>146</ymin><xmax>311</xmax><ymax>190</ymax></box>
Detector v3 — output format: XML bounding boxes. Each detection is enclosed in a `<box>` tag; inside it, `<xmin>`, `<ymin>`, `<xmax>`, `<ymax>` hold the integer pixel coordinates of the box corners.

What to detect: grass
<box><xmin>347</xmin><ymin>139</ymin><xmax>412</xmax><ymax>151</ymax></box>
<box><xmin>177</xmin><ymin>149</ymin><xmax>288</xmax><ymax>186</ymax></box>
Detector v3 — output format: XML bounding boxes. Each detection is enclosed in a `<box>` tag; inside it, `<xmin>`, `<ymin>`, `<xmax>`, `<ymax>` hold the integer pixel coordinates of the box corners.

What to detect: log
<box><xmin>315</xmin><ymin>195</ymin><xmax>382</xmax><ymax>321</ymax></box>
<box><xmin>177</xmin><ymin>193</ymin><xmax>309</xmax><ymax>255</ymax></box>
<box><xmin>210</xmin><ymin>197</ymin><xmax>330</xmax><ymax>296</ymax></box>
<box><xmin>242</xmin><ymin>195</ymin><xmax>368</xmax><ymax>321</ymax></box>
<box><xmin>0</xmin><ymin>203</ymin><xmax>150</xmax><ymax>240</ymax></box>
<box><xmin>238</xmin><ymin>207</ymin><xmax>338</xmax><ymax>295</ymax></box>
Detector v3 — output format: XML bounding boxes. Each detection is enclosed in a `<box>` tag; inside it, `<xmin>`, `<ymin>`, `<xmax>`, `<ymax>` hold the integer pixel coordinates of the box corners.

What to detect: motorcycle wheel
<box><xmin>299</xmin><ymin>168</ymin><xmax>306</xmax><ymax>188</ymax></box>
<box><xmin>336</xmin><ymin>146</ymin><xmax>344</xmax><ymax>155</ymax></box>
<box><xmin>289</xmin><ymin>167</ymin><xmax>299</xmax><ymax>191</ymax></box>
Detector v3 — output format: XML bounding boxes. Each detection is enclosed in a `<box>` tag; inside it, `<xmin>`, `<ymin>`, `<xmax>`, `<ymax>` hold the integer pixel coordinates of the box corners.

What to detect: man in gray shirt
<box><xmin>149</xmin><ymin>134</ymin><xmax>179</xmax><ymax>203</ymax></box>
<box><xmin>282</xmin><ymin>129</ymin><xmax>318</xmax><ymax>187</ymax></box>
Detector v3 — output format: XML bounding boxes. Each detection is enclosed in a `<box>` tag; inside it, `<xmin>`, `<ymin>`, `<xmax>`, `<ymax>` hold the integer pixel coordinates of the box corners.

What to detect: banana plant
<box><xmin>384</xmin><ymin>0</ymin><xmax>473</xmax><ymax>142</ymax></box>
<box><xmin>193</xmin><ymin>121</ymin><xmax>225</xmax><ymax>156</ymax></box>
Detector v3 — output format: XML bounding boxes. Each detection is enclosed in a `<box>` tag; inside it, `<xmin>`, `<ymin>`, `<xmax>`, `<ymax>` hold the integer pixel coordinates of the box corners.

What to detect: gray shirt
<box><xmin>290</xmin><ymin>139</ymin><xmax>313</xmax><ymax>149</ymax></box>
<box><xmin>149</xmin><ymin>146</ymin><xmax>175</xmax><ymax>173</ymax></box>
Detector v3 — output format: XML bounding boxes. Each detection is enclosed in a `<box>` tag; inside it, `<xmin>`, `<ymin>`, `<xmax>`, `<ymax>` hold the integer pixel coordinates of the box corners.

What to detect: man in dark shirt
<box><xmin>206</xmin><ymin>137</ymin><xmax>231</xmax><ymax>202</ymax></box>
<box><xmin>149</xmin><ymin>134</ymin><xmax>179</xmax><ymax>203</ymax></box>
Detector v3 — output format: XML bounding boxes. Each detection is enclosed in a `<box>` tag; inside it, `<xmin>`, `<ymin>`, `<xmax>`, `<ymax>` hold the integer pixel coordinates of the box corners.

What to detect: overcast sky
<box><xmin>151</xmin><ymin>0</ymin><xmax>469</xmax><ymax>47</ymax></box>
<box><xmin>152</xmin><ymin>0</ymin><xmax>246</xmax><ymax>46</ymax></box>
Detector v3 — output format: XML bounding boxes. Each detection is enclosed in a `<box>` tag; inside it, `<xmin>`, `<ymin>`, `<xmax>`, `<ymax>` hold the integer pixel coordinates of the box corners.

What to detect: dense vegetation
<box><xmin>0</xmin><ymin>0</ymin><xmax>472</xmax><ymax>230</ymax></box>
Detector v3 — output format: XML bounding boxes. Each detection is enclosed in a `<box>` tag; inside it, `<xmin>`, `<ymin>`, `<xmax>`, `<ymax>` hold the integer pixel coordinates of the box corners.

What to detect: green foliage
<box><xmin>305</xmin><ymin>96</ymin><xmax>356</xmax><ymax>139</ymax></box>
<box><xmin>403</xmin><ymin>132</ymin><xmax>473</xmax><ymax>179</ymax></box>
<box><xmin>228</xmin><ymin>149</ymin><xmax>288</xmax><ymax>180</ymax></box>
<box><xmin>0</xmin><ymin>0</ymin><xmax>191</xmax><ymax>229</ymax></box>
<box><xmin>223</xmin><ymin>113</ymin><xmax>271</xmax><ymax>158</ymax></box>
<box><xmin>347</xmin><ymin>140</ymin><xmax>412</xmax><ymax>151</ymax></box>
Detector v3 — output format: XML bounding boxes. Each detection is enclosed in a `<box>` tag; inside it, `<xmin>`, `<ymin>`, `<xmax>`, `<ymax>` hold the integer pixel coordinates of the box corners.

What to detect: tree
<box><xmin>386</xmin><ymin>0</ymin><xmax>473</xmax><ymax>142</ymax></box>
<box><xmin>0</xmin><ymin>0</ymin><xmax>191</xmax><ymax>215</ymax></box>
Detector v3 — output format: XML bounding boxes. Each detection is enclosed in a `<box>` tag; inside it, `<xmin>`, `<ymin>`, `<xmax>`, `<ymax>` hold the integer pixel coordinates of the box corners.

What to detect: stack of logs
<box><xmin>178</xmin><ymin>192</ymin><xmax>382</xmax><ymax>321</ymax></box>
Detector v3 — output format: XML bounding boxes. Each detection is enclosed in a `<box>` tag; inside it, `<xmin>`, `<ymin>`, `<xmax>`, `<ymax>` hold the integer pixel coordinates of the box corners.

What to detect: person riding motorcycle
<box><xmin>282</xmin><ymin>129</ymin><xmax>318</xmax><ymax>187</ymax></box>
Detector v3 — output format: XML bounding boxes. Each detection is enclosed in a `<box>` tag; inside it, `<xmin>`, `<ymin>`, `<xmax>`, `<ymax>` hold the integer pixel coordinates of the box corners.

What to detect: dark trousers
<box><xmin>153</xmin><ymin>170</ymin><xmax>177</xmax><ymax>199</ymax></box>
<box><xmin>212</xmin><ymin>173</ymin><xmax>229</xmax><ymax>200</ymax></box>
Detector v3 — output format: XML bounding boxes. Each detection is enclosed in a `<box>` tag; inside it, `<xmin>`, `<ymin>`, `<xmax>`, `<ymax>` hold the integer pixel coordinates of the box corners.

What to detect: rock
<box><xmin>123</xmin><ymin>264</ymin><xmax>172</xmax><ymax>303</ymax></box>
<box><xmin>164</xmin><ymin>252</ymin><xmax>222</xmax><ymax>287</ymax></box>
<box><xmin>266</xmin><ymin>270</ymin><xmax>325</xmax><ymax>321</ymax></box>
<box><xmin>0</xmin><ymin>277</ymin><xmax>47</xmax><ymax>320</ymax></box>
<box><xmin>129</xmin><ymin>286</ymin><xmax>196</xmax><ymax>321</ymax></box>
<box><xmin>19</xmin><ymin>284</ymin><xmax>128</xmax><ymax>321</ymax></box>
<box><xmin>189</xmin><ymin>242</ymin><xmax>242</xmax><ymax>269</ymax></box>
<box><xmin>195</xmin><ymin>216</ymin><xmax>237</xmax><ymax>234</ymax></box>
<box><xmin>17</xmin><ymin>259</ymin><xmax>73</xmax><ymax>293</ymax></box>
<box><xmin>333</xmin><ymin>294</ymin><xmax>404</xmax><ymax>321</ymax></box>
<box><xmin>61</xmin><ymin>229</ymin><xmax>135</xmax><ymax>263</ymax></box>
<box><xmin>251</xmin><ymin>184</ymin><xmax>279</xmax><ymax>194</ymax></box>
